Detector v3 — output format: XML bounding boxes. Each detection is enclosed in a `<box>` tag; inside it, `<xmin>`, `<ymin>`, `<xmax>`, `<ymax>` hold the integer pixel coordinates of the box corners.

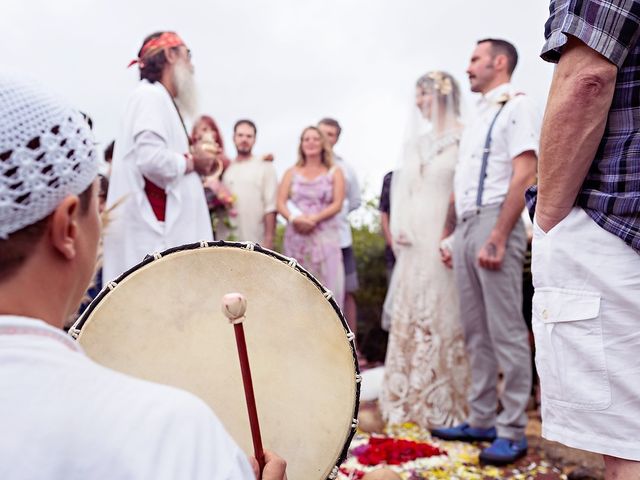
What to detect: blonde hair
<box><xmin>296</xmin><ymin>126</ymin><xmax>334</xmax><ymax>168</ymax></box>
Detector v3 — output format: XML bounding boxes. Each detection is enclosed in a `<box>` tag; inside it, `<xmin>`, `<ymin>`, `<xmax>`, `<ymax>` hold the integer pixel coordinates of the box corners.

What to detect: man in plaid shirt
<box><xmin>529</xmin><ymin>0</ymin><xmax>640</xmax><ymax>476</ymax></box>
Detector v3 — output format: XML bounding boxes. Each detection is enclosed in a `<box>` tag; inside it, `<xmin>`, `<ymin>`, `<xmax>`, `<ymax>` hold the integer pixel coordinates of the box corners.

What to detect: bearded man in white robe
<box><xmin>103</xmin><ymin>31</ymin><xmax>216</xmax><ymax>282</ymax></box>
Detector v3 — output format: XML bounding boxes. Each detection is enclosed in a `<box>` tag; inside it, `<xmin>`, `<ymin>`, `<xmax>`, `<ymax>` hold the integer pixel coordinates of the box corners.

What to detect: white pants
<box><xmin>532</xmin><ymin>207</ymin><xmax>640</xmax><ymax>461</ymax></box>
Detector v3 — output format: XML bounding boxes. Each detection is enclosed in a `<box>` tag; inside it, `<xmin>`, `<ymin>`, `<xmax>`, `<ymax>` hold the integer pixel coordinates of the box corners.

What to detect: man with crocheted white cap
<box><xmin>103</xmin><ymin>31</ymin><xmax>216</xmax><ymax>282</ymax></box>
<box><xmin>0</xmin><ymin>73</ymin><xmax>286</xmax><ymax>479</ymax></box>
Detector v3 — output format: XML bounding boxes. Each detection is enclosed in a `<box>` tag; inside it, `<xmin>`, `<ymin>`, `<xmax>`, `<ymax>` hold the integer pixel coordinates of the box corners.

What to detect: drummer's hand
<box><xmin>250</xmin><ymin>450</ymin><xmax>287</xmax><ymax>480</ymax></box>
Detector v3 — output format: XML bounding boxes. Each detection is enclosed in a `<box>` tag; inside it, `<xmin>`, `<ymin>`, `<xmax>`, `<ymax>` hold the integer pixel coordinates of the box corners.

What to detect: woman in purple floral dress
<box><xmin>277</xmin><ymin>126</ymin><xmax>346</xmax><ymax>306</ymax></box>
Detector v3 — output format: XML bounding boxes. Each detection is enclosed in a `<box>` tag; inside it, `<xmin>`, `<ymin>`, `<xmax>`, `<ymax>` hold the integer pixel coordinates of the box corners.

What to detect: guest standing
<box><xmin>277</xmin><ymin>126</ymin><xmax>345</xmax><ymax>306</ymax></box>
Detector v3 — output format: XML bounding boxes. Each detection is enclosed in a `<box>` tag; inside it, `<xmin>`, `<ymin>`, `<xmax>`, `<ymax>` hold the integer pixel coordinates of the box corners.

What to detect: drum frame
<box><xmin>71</xmin><ymin>240</ymin><xmax>361</xmax><ymax>480</ymax></box>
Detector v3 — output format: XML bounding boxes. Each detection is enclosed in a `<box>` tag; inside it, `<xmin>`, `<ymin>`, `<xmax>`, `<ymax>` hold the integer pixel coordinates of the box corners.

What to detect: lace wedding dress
<box><xmin>379</xmin><ymin>131</ymin><xmax>470</xmax><ymax>428</ymax></box>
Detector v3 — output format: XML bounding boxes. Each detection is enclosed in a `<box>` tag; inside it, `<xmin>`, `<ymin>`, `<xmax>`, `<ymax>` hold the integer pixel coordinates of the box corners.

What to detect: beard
<box><xmin>173</xmin><ymin>61</ymin><xmax>198</xmax><ymax>119</ymax></box>
<box><xmin>236</xmin><ymin>145</ymin><xmax>253</xmax><ymax>156</ymax></box>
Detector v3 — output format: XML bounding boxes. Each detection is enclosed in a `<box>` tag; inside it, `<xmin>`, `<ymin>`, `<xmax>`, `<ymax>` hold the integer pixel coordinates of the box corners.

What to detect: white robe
<box><xmin>103</xmin><ymin>80</ymin><xmax>213</xmax><ymax>283</ymax></box>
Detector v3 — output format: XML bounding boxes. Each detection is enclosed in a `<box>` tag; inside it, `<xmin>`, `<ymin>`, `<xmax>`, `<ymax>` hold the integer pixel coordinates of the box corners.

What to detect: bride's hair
<box><xmin>416</xmin><ymin>71</ymin><xmax>461</xmax><ymax>117</ymax></box>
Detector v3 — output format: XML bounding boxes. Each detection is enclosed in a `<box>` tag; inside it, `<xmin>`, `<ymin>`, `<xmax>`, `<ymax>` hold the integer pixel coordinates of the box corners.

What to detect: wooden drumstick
<box><xmin>221</xmin><ymin>293</ymin><xmax>265</xmax><ymax>473</ymax></box>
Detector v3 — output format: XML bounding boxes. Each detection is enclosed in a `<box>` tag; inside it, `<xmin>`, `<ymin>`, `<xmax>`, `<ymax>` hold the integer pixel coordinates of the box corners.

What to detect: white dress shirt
<box><xmin>334</xmin><ymin>155</ymin><xmax>361</xmax><ymax>248</ymax></box>
<box><xmin>454</xmin><ymin>83</ymin><xmax>540</xmax><ymax>216</ymax></box>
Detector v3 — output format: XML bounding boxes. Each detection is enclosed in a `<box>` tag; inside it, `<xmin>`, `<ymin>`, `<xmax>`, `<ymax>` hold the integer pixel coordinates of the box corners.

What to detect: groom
<box><xmin>433</xmin><ymin>39</ymin><xmax>539</xmax><ymax>465</ymax></box>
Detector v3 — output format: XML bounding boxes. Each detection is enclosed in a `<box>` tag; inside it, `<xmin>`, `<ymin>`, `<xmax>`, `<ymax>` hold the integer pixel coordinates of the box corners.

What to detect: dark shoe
<box><xmin>479</xmin><ymin>437</ymin><xmax>528</xmax><ymax>465</ymax></box>
<box><xmin>430</xmin><ymin>422</ymin><xmax>497</xmax><ymax>442</ymax></box>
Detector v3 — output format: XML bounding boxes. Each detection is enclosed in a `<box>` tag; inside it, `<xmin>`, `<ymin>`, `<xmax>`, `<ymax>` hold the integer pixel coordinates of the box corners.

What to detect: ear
<box><xmin>49</xmin><ymin>195</ymin><xmax>81</xmax><ymax>260</ymax></box>
<box><xmin>164</xmin><ymin>47</ymin><xmax>179</xmax><ymax>65</ymax></box>
<box><xmin>494</xmin><ymin>54</ymin><xmax>508</xmax><ymax>73</ymax></box>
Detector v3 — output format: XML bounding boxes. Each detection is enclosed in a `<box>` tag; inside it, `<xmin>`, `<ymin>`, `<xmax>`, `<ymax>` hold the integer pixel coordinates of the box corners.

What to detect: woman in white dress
<box><xmin>379</xmin><ymin>71</ymin><xmax>470</xmax><ymax>428</ymax></box>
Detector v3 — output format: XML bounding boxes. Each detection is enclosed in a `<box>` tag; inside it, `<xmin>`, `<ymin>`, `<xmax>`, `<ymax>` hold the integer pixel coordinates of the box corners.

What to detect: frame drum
<box><xmin>71</xmin><ymin>241</ymin><xmax>360</xmax><ymax>479</ymax></box>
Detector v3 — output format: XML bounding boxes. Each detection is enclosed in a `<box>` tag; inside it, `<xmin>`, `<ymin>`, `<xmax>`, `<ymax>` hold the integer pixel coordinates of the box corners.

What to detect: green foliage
<box><xmin>352</xmin><ymin>222</ymin><xmax>389</xmax><ymax>362</ymax></box>
<box><xmin>352</xmin><ymin>224</ymin><xmax>386</xmax><ymax>327</ymax></box>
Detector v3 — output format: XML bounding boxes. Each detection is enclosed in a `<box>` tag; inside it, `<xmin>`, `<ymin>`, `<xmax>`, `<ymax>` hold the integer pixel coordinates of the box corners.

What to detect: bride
<box><xmin>379</xmin><ymin>71</ymin><xmax>469</xmax><ymax>428</ymax></box>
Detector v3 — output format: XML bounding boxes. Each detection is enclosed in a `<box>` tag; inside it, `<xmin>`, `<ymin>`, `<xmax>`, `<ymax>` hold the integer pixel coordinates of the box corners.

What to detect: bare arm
<box><xmin>442</xmin><ymin>192</ymin><xmax>456</xmax><ymax>239</ymax></box>
<box><xmin>309</xmin><ymin>168</ymin><xmax>346</xmax><ymax>223</ymax></box>
<box><xmin>439</xmin><ymin>193</ymin><xmax>457</xmax><ymax>269</ymax></box>
<box><xmin>134</xmin><ymin>131</ymin><xmax>188</xmax><ymax>188</ymax></box>
<box><xmin>276</xmin><ymin>169</ymin><xmax>294</xmax><ymax>221</ymax></box>
<box><xmin>262</xmin><ymin>212</ymin><xmax>276</xmax><ymax>249</ymax></box>
<box><xmin>381</xmin><ymin>212</ymin><xmax>392</xmax><ymax>246</ymax></box>
<box><xmin>477</xmin><ymin>150</ymin><xmax>537</xmax><ymax>270</ymax></box>
<box><xmin>536</xmin><ymin>35</ymin><xmax>617</xmax><ymax>232</ymax></box>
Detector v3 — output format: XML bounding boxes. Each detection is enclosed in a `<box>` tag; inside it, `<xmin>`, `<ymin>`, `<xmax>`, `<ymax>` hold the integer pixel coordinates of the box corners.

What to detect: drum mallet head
<box><xmin>222</xmin><ymin>293</ymin><xmax>247</xmax><ymax>324</ymax></box>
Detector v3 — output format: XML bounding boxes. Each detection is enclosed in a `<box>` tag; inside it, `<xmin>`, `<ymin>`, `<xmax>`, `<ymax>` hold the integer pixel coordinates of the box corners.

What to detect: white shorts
<box><xmin>532</xmin><ymin>207</ymin><xmax>640</xmax><ymax>461</ymax></box>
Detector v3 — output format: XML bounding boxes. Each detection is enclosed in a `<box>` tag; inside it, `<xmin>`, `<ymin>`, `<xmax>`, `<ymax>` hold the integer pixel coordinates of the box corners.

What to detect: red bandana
<box><xmin>127</xmin><ymin>32</ymin><xmax>185</xmax><ymax>68</ymax></box>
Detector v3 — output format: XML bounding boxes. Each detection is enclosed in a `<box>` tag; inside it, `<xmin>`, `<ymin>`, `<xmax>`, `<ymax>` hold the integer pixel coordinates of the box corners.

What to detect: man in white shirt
<box><xmin>103</xmin><ymin>31</ymin><xmax>216</xmax><ymax>283</ymax></box>
<box><xmin>432</xmin><ymin>39</ymin><xmax>539</xmax><ymax>466</ymax></box>
<box><xmin>221</xmin><ymin>120</ymin><xmax>278</xmax><ymax>249</ymax></box>
<box><xmin>318</xmin><ymin>119</ymin><xmax>361</xmax><ymax>335</ymax></box>
<box><xmin>0</xmin><ymin>73</ymin><xmax>286</xmax><ymax>480</ymax></box>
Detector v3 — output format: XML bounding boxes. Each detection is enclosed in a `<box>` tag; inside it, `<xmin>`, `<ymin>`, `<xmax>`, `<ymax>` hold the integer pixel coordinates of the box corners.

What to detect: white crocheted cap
<box><xmin>0</xmin><ymin>73</ymin><xmax>99</xmax><ymax>239</ymax></box>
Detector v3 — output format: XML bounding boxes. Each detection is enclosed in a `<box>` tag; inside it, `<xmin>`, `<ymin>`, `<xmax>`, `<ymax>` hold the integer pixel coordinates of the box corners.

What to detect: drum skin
<box><xmin>74</xmin><ymin>243</ymin><xmax>360</xmax><ymax>480</ymax></box>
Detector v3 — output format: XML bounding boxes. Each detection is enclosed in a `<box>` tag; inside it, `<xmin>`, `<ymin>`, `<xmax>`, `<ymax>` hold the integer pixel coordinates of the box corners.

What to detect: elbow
<box><xmin>566</xmin><ymin>67</ymin><xmax>617</xmax><ymax>103</ymax></box>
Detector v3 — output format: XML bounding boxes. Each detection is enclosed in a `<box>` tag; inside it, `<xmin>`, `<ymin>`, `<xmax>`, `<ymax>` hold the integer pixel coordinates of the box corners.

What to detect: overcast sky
<box><xmin>2</xmin><ymin>1</ymin><xmax>554</xmax><ymax>199</ymax></box>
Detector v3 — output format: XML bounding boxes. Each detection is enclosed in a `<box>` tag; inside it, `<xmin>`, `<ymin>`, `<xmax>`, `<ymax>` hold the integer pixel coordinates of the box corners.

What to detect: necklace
<box><xmin>419</xmin><ymin>130</ymin><xmax>461</xmax><ymax>166</ymax></box>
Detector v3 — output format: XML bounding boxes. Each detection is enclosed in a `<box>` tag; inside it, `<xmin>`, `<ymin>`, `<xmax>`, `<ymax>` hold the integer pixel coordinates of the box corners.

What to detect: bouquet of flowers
<box><xmin>203</xmin><ymin>176</ymin><xmax>237</xmax><ymax>239</ymax></box>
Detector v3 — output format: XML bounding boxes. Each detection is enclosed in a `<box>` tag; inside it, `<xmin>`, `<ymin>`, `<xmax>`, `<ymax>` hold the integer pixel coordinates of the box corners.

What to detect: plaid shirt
<box><xmin>526</xmin><ymin>0</ymin><xmax>640</xmax><ymax>252</ymax></box>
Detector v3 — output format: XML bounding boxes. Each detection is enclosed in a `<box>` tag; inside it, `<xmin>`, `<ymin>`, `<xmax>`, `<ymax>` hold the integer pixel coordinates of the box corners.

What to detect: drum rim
<box><xmin>71</xmin><ymin>240</ymin><xmax>361</xmax><ymax>478</ymax></box>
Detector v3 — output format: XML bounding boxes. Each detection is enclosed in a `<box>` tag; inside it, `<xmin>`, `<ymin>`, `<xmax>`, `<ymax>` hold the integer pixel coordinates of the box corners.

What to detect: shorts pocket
<box><xmin>532</xmin><ymin>214</ymin><xmax>563</xmax><ymax>238</ymax></box>
<box><xmin>532</xmin><ymin>287</ymin><xmax>611</xmax><ymax>410</ymax></box>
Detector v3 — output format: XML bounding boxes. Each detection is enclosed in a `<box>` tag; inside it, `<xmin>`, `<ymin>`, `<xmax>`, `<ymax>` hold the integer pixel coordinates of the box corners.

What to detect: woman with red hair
<box><xmin>191</xmin><ymin>115</ymin><xmax>231</xmax><ymax>169</ymax></box>
<box><xmin>191</xmin><ymin>116</ymin><xmax>236</xmax><ymax>238</ymax></box>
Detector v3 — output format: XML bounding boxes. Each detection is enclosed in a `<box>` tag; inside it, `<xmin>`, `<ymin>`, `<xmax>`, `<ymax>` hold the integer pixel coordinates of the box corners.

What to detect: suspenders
<box><xmin>475</xmin><ymin>102</ymin><xmax>507</xmax><ymax>207</ymax></box>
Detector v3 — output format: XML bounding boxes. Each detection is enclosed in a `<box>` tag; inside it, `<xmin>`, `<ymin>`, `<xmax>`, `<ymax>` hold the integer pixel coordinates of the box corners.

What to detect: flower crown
<box><xmin>427</xmin><ymin>71</ymin><xmax>453</xmax><ymax>96</ymax></box>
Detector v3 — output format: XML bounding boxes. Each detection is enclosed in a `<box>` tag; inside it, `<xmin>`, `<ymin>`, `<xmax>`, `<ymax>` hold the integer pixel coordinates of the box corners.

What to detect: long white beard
<box><xmin>173</xmin><ymin>62</ymin><xmax>198</xmax><ymax>119</ymax></box>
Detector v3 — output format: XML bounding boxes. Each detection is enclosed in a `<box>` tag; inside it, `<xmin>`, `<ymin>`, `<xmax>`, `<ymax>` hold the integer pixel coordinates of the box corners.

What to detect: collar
<box><xmin>233</xmin><ymin>155</ymin><xmax>256</xmax><ymax>163</ymax></box>
<box><xmin>477</xmin><ymin>82</ymin><xmax>513</xmax><ymax>107</ymax></box>
<box><xmin>0</xmin><ymin>315</ymin><xmax>83</xmax><ymax>352</ymax></box>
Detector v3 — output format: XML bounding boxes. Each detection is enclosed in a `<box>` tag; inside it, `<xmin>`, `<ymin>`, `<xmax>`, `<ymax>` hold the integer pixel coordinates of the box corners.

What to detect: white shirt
<box><xmin>334</xmin><ymin>155</ymin><xmax>361</xmax><ymax>248</ymax></box>
<box><xmin>222</xmin><ymin>156</ymin><xmax>278</xmax><ymax>243</ymax></box>
<box><xmin>103</xmin><ymin>80</ymin><xmax>213</xmax><ymax>283</ymax></box>
<box><xmin>0</xmin><ymin>315</ymin><xmax>254</xmax><ymax>480</ymax></box>
<box><xmin>454</xmin><ymin>83</ymin><xmax>540</xmax><ymax>216</ymax></box>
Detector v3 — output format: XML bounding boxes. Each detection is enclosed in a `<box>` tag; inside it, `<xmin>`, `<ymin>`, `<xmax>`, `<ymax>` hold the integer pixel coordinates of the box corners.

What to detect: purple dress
<box><xmin>284</xmin><ymin>169</ymin><xmax>344</xmax><ymax>306</ymax></box>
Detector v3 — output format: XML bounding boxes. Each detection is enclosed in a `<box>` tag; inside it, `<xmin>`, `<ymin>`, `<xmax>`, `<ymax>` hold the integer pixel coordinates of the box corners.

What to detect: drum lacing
<box><xmin>346</xmin><ymin>332</ymin><xmax>355</xmax><ymax>342</ymax></box>
<box><xmin>328</xmin><ymin>466</ymin><xmax>339</xmax><ymax>479</ymax></box>
<box><xmin>323</xmin><ymin>290</ymin><xmax>333</xmax><ymax>301</ymax></box>
<box><xmin>106</xmin><ymin>281</ymin><xmax>117</xmax><ymax>291</ymax></box>
<box><xmin>199</xmin><ymin>240</ymin><xmax>208</xmax><ymax>248</ymax></box>
<box><xmin>355</xmin><ymin>374</ymin><xmax>362</xmax><ymax>384</ymax></box>
<box><xmin>68</xmin><ymin>327</ymin><xmax>80</xmax><ymax>339</ymax></box>
<box><xmin>287</xmin><ymin>258</ymin><xmax>298</xmax><ymax>269</ymax></box>
<box><xmin>152</xmin><ymin>252</ymin><xmax>162</xmax><ymax>260</ymax></box>
<box><xmin>243</xmin><ymin>242</ymin><xmax>256</xmax><ymax>251</ymax></box>
<box><xmin>351</xmin><ymin>418</ymin><xmax>359</xmax><ymax>428</ymax></box>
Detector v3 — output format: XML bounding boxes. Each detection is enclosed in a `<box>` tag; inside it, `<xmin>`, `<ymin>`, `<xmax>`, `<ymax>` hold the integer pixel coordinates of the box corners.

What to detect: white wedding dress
<box><xmin>379</xmin><ymin>131</ymin><xmax>470</xmax><ymax>428</ymax></box>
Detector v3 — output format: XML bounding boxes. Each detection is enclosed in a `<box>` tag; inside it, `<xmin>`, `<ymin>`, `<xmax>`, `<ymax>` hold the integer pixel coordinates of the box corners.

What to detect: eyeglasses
<box><xmin>172</xmin><ymin>46</ymin><xmax>192</xmax><ymax>61</ymax></box>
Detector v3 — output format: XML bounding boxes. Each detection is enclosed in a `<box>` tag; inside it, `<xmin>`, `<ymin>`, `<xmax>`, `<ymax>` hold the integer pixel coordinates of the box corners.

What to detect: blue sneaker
<box><xmin>430</xmin><ymin>422</ymin><xmax>497</xmax><ymax>442</ymax></box>
<box><xmin>479</xmin><ymin>437</ymin><xmax>528</xmax><ymax>465</ymax></box>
